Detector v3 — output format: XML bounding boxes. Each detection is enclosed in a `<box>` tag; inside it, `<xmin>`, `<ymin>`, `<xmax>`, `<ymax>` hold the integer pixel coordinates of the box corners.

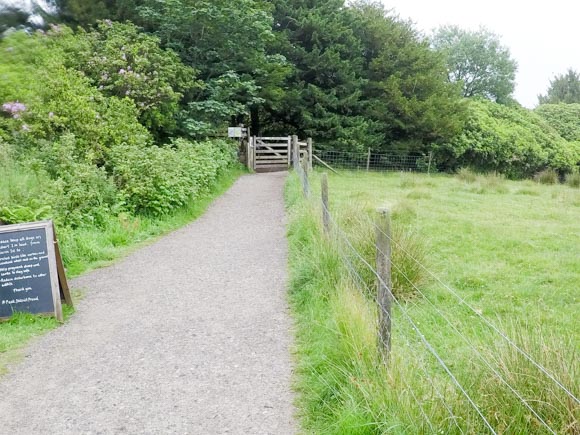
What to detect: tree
<box><xmin>55</xmin><ymin>0</ymin><xmax>140</xmax><ymax>26</ymax></box>
<box><xmin>351</xmin><ymin>2</ymin><xmax>465</xmax><ymax>151</ymax></box>
<box><xmin>266</xmin><ymin>0</ymin><xmax>465</xmax><ymax>152</ymax></box>
<box><xmin>538</xmin><ymin>69</ymin><xmax>580</xmax><ymax>104</ymax></box>
<box><xmin>136</xmin><ymin>0</ymin><xmax>288</xmax><ymax>135</ymax></box>
<box><xmin>431</xmin><ymin>25</ymin><xmax>517</xmax><ymax>104</ymax></box>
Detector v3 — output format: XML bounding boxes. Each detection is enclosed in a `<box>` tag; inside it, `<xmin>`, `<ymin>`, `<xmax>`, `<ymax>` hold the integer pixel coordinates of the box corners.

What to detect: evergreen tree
<box><xmin>538</xmin><ymin>69</ymin><xmax>580</xmax><ymax>104</ymax></box>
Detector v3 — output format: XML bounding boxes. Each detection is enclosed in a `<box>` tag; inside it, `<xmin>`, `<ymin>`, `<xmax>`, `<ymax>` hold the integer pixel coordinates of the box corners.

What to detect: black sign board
<box><xmin>0</xmin><ymin>221</ymin><xmax>70</xmax><ymax>321</ymax></box>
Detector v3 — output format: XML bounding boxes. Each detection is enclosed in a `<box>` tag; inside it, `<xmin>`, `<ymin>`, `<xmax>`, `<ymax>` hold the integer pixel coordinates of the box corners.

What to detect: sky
<box><xmin>381</xmin><ymin>0</ymin><xmax>580</xmax><ymax>108</ymax></box>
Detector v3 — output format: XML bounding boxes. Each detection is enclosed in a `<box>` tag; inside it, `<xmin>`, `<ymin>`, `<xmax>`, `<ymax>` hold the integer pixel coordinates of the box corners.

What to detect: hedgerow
<box><xmin>436</xmin><ymin>99</ymin><xmax>579</xmax><ymax>177</ymax></box>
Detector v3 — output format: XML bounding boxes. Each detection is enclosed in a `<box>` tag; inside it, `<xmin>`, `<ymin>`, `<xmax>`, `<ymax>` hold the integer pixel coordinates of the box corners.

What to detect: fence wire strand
<box><xmin>314</xmin><ymin>150</ymin><xmax>433</xmax><ymax>173</ymax></box>
<box><xmin>321</xmin><ymin>200</ymin><xmax>497</xmax><ymax>434</ymax></box>
<box><xmin>292</xmin><ymin>163</ymin><xmax>576</xmax><ymax>433</ymax></box>
<box><xmin>371</xmin><ymin>222</ymin><xmax>580</xmax><ymax>406</ymax></box>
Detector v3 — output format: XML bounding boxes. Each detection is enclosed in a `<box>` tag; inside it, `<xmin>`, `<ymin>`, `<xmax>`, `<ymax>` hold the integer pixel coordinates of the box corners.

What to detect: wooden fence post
<box><xmin>292</xmin><ymin>135</ymin><xmax>300</xmax><ymax>169</ymax></box>
<box><xmin>307</xmin><ymin>138</ymin><xmax>313</xmax><ymax>171</ymax></box>
<box><xmin>427</xmin><ymin>151</ymin><xmax>433</xmax><ymax>175</ymax></box>
<box><xmin>376</xmin><ymin>208</ymin><xmax>392</xmax><ymax>362</ymax></box>
<box><xmin>287</xmin><ymin>136</ymin><xmax>292</xmax><ymax>168</ymax></box>
<box><xmin>246</xmin><ymin>137</ymin><xmax>253</xmax><ymax>170</ymax></box>
<box><xmin>321</xmin><ymin>173</ymin><xmax>330</xmax><ymax>235</ymax></box>
<box><xmin>366</xmin><ymin>148</ymin><xmax>371</xmax><ymax>172</ymax></box>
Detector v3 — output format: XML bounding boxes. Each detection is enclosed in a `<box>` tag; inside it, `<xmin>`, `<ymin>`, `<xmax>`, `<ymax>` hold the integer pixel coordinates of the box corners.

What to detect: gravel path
<box><xmin>0</xmin><ymin>172</ymin><xmax>295</xmax><ymax>434</ymax></box>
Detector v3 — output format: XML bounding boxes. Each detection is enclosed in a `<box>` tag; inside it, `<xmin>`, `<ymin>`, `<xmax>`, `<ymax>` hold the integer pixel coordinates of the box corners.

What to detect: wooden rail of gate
<box><xmin>248</xmin><ymin>135</ymin><xmax>312</xmax><ymax>172</ymax></box>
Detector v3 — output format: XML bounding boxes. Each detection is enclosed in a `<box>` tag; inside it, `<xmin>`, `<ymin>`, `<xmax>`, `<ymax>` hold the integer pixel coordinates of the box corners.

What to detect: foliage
<box><xmin>353</xmin><ymin>3</ymin><xmax>466</xmax><ymax>151</ymax></box>
<box><xmin>110</xmin><ymin>139</ymin><xmax>237</xmax><ymax>215</ymax></box>
<box><xmin>0</xmin><ymin>29</ymin><xmax>151</xmax><ymax>164</ymax></box>
<box><xmin>55</xmin><ymin>21</ymin><xmax>198</xmax><ymax>139</ymax></box>
<box><xmin>538</xmin><ymin>68</ymin><xmax>580</xmax><ymax>104</ymax></box>
<box><xmin>437</xmin><ymin>99</ymin><xmax>579</xmax><ymax>177</ymax></box>
<box><xmin>55</xmin><ymin>0</ymin><xmax>139</xmax><ymax>26</ymax></box>
<box><xmin>535</xmin><ymin>103</ymin><xmax>580</xmax><ymax>142</ymax></box>
<box><xmin>266</xmin><ymin>0</ymin><xmax>465</xmax><ymax>152</ymax></box>
<box><xmin>432</xmin><ymin>25</ymin><xmax>517</xmax><ymax>103</ymax></box>
<box><xmin>136</xmin><ymin>0</ymin><xmax>287</xmax><ymax>135</ymax></box>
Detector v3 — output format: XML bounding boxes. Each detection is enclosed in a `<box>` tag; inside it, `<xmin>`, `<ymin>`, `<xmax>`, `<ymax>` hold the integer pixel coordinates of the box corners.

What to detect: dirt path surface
<box><xmin>0</xmin><ymin>172</ymin><xmax>295</xmax><ymax>434</ymax></box>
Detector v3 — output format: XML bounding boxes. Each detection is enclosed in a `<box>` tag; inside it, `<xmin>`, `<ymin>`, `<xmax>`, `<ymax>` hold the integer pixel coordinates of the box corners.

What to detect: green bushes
<box><xmin>437</xmin><ymin>99</ymin><xmax>579</xmax><ymax>178</ymax></box>
<box><xmin>111</xmin><ymin>139</ymin><xmax>236</xmax><ymax>215</ymax></box>
<box><xmin>0</xmin><ymin>28</ymin><xmax>239</xmax><ymax>228</ymax></box>
<box><xmin>54</xmin><ymin>22</ymin><xmax>198</xmax><ymax>138</ymax></box>
<box><xmin>535</xmin><ymin>103</ymin><xmax>580</xmax><ymax>142</ymax></box>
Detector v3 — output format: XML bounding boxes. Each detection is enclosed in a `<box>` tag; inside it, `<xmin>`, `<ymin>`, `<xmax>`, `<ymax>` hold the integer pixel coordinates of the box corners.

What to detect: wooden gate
<box><xmin>252</xmin><ymin>136</ymin><xmax>291</xmax><ymax>172</ymax></box>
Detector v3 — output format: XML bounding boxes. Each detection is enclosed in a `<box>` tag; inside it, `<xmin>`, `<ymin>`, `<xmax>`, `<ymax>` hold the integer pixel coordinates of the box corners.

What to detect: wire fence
<box><xmin>292</xmin><ymin>159</ymin><xmax>579</xmax><ymax>434</ymax></box>
<box><xmin>313</xmin><ymin>149</ymin><xmax>434</xmax><ymax>173</ymax></box>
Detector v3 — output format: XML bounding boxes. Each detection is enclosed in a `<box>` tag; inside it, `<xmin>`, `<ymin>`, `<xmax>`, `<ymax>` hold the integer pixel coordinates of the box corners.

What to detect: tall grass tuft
<box><xmin>535</xmin><ymin>169</ymin><xmax>559</xmax><ymax>185</ymax></box>
<box><xmin>334</xmin><ymin>203</ymin><xmax>428</xmax><ymax>300</ymax></box>
<box><xmin>475</xmin><ymin>324</ymin><xmax>579</xmax><ymax>433</ymax></box>
<box><xmin>457</xmin><ymin>167</ymin><xmax>477</xmax><ymax>183</ymax></box>
<box><xmin>565</xmin><ymin>170</ymin><xmax>580</xmax><ymax>188</ymax></box>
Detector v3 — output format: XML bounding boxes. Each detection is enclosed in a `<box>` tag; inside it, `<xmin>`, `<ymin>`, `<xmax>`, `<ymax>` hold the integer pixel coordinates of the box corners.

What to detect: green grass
<box><xmin>286</xmin><ymin>170</ymin><xmax>579</xmax><ymax>434</ymax></box>
<box><xmin>0</xmin><ymin>166</ymin><xmax>245</xmax><ymax>373</ymax></box>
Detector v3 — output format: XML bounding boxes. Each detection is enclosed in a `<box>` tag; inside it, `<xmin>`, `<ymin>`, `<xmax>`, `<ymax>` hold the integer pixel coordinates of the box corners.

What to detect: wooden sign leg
<box><xmin>52</xmin><ymin>223</ymin><xmax>73</xmax><ymax>307</ymax></box>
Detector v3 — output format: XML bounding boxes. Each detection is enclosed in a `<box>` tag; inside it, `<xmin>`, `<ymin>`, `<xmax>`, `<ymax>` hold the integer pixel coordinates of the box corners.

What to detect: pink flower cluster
<box><xmin>2</xmin><ymin>101</ymin><xmax>27</xmax><ymax>119</ymax></box>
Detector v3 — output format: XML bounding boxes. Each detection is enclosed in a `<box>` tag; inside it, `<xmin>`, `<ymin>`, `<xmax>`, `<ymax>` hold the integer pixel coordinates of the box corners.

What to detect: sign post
<box><xmin>0</xmin><ymin>221</ymin><xmax>71</xmax><ymax>321</ymax></box>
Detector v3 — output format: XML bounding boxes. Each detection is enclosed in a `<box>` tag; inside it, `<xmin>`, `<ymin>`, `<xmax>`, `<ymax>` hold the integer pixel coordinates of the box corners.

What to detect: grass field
<box><xmin>0</xmin><ymin>166</ymin><xmax>245</xmax><ymax>374</ymax></box>
<box><xmin>286</xmin><ymin>170</ymin><xmax>579</xmax><ymax>434</ymax></box>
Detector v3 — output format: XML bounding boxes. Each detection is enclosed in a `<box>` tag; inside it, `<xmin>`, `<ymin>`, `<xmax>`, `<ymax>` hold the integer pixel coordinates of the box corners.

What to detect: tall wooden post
<box><xmin>287</xmin><ymin>136</ymin><xmax>292</xmax><ymax>168</ymax></box>
<box><xmin>366</xmin><ymin>148</ymin><xmax>371</xmax><ymax>171</ymax></box>
<box><xmin>427</xmin><ymin>151</ymin><xmax>433</xmax><ymax>175</ymax></box>
<box><xmin>376</xmin><ymin>208</ymin><xmax>392</xmax><ymax>362</ymax></box>
<box><xmin>321</xmin><ymin>173</ymin><xmax>330</xmax><ymax>235</ymax></box>
<box><xmin>292</xmin><ymin>135</ymin><xmax>299</xmax><ymax>169</ymax></box>
<box><xmin>246</xmin><ymin>137</ymin><xmax>253</xmax><ymax>170</ymax></box>
<box><xmin>307</xmin><ymin>138</ymin><xmax>313</xmax><ymax>171</ymax></box>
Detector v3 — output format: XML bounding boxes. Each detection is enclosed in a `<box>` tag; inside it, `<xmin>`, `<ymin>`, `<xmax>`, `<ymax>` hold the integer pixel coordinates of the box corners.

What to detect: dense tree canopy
<box><xmin>265</xmin><ymin>0</ymin><xmax>465</xmax><ymax>152</ymax></box>
<box><xmin>431</xmin><ymin>25</ymin><xmax>517</xmax><ymax>104</ymax></box>
<box><xmin>538</xmin><ymin>68</ymin><xmax>580</xmax><ymax>104</ymax></box>
<box><xmin>1</xmin><ymin>0</ymin><xmax>577</xmax><ymax>176</ymax></box>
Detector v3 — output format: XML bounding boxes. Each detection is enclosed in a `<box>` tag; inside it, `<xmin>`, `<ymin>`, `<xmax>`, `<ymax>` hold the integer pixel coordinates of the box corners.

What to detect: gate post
<box><xmin>307</xmin><ymin>138</ymin><xmax>313</xmax><ymax>171</ymax></box>
<box><xmin>246</xmin><ymin>136</ymin><xmax>253</xmax><ymax>170</ymax></box>
<box><xmin>292</xmin><ymin>135</ymin><xmax>299</xmax><ymax>169</ymax></box>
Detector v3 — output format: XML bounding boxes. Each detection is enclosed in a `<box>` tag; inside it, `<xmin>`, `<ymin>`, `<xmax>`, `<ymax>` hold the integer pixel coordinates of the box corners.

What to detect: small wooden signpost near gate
<box><xmin>0</xmin><ymin>221</ymin><xmax>72</xmax><ymax>322</ymax></box>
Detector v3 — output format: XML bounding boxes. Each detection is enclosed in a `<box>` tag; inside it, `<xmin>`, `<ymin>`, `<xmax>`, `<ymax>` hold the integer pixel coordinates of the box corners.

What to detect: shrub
<box><xmin>111</xmin><ymin>139</ymin><xmax>237</xmax><ymax>215</ymax></box>
<box><xmin>535</xmin><ymin>103</ymin><xmax>580</xmax><ymax>142</ymax></box>
<box><xmin>437</xmin><ymin>99</ymin><xmax>579</xmax><ymax>177</ymax></box>
<box><xmin>54</xmin><ymin>21</ymin><xmax>198</xmax><ymax>138</ymax></box>
<box><xmin>0</xmin><ymin>30</ymin><xmax>152</xmax><ymax>164</ymax></box>
<box><xmin>535</xmin><ymin>169</ymin><xmax>559</xmax><ymax>185</ymax></box>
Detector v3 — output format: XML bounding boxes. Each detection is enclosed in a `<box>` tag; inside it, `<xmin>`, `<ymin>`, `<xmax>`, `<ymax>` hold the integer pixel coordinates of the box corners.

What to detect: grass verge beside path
<box><xmin>286</xmin><ymin>170</ymin><xmax>579</xmax><ymax>434</ymax></box>
<box><xmin>0</xmin><ymin>166</ymin><xmax>246</xmax><ymax>374</ymax></box>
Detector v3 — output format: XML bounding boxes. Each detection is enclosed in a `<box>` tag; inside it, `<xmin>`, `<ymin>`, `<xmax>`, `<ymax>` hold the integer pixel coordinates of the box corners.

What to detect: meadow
<box><xmin>286</xmin><ymin>169</ymin><xmax>579</xmax><ymax>434</ymax></box>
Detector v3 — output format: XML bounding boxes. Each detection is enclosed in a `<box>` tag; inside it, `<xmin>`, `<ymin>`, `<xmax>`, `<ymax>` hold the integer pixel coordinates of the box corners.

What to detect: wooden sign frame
<box><xmin>0</xmin><ymin>220</ymin><xmax>72</xmax><ymax>322</ymax></box>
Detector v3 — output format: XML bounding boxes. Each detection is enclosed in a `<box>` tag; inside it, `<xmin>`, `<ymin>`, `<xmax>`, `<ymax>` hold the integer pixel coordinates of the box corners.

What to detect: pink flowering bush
<box><xmin>54</xmin><ymin>21</ymin><xmax>199</xmax><ymax>139</ymax></box>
